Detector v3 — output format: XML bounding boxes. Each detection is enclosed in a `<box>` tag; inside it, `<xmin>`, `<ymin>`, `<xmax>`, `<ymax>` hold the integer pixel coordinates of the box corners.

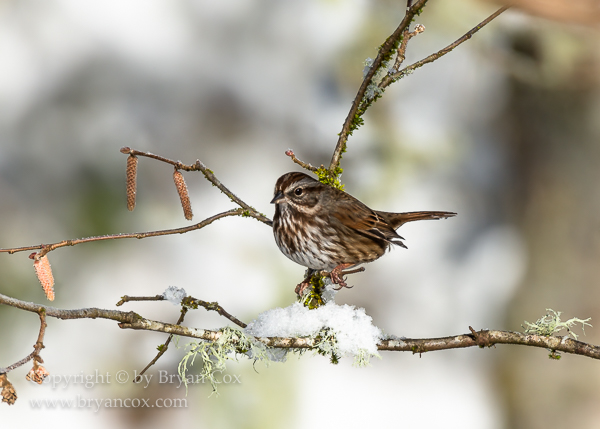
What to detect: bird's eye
<box><xmin>294</xmin><ymin>187</ymin><xmax>303</xmax><ymax>196</ymax></box>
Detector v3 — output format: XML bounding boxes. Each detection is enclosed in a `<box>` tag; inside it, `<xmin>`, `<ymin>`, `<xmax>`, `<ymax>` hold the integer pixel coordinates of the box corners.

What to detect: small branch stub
<box><xmin>173</xmin><ymin>169</ymin><xmax>193</xmax><ymax>221</ymax></box>
<box><xmin>31</xmin><ymin>254</ymin><xmax>55</xmax><ymax>301</ymax></box>
<box><xmin>126</xmin><ymin>154</ymin><xmax>138</xmax><ymax>211</ymax></box>
<box><xmin>285</xmin><ymin>149</ymin><xmax>318</xmax><ymax>172</ymax></box>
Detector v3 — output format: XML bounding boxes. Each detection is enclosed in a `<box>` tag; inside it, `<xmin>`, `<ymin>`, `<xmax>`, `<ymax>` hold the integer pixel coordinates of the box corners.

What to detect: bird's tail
<box><xmin>379</xmin><ymin>211</ymin><xmax>457</xmax><ymax>229</ymax></box>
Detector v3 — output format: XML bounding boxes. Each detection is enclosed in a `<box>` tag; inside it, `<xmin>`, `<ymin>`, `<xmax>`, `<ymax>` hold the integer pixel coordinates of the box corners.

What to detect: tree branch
<box><xmin>0</xmin><ymin>208</ymin><xmax>266</xmax><ymax>256</ymax></box>
<box><xmin>328</xmin><ymin>3</ymin><xmax>508</xmax><ymax>180</ymax></box>
<box><xmin>381</xmin><ymin>6</ymin><xmax>509</xmax><ymax>87</ymax></box>
<box><xmin>120</xmin><ymin>147</ymin><xmax>272</xmax><ymax>225</ymax></box>
<box><xmin>379</xmin><ymin>327</ymin><xmax>600</xmax><ymax>360</ymax></box>
<box><xmin>117</xmin><ymin>294</ymin><xmax>247</xmax><ymax>328</ymax></box>
<box><xmin>2</xmin><ymin>293</ymin><xmax>599</xmax><ymax>360</ymax></box>
<box><xmin>134</xmin><ymin>307</ymin><xmax>188</xmax><ymax>383</ymax></box>
<box><xmin>329</xmin><ymin>0</ymin><xmax>428</xmax><ymax>175</ymax></box>
<box><xmin>0</xmin><ymin>310</ymin><xmax>47</xmax><ymax>374</ymax></box>
<box><xmin>285</xmin><ymin>149</ymin><xmax>319</xmax><ymax>172</ymax></box>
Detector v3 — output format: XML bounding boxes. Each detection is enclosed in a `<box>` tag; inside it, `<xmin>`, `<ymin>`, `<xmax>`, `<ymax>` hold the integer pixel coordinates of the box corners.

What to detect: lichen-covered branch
<box><xmin>2</xmin><ymin>292</ymin><xmax>600</xmax><ymax>361</ymax></box>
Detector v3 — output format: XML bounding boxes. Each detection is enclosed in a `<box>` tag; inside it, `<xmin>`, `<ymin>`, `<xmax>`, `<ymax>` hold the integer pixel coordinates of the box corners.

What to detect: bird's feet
<box><xmin>295</xmin><ymin>278</ymin><xmax>312</xmax><ymax>296</ymax></box>
<box><xmin>295</xmin><ymin>265</ymin><xmax>364</xmax><ymax>296</ymax></box>
<box><xmin>328</xmin><ymin>263</ymin><xmax>355</xmax><ymax>290</ymax></box>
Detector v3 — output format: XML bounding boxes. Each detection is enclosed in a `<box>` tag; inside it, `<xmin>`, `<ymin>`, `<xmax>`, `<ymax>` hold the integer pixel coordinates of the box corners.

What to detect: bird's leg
<box><xmin>328</xmin><ymin>263</ymin><xmax>355</xmax><ymax>290</ymax></box>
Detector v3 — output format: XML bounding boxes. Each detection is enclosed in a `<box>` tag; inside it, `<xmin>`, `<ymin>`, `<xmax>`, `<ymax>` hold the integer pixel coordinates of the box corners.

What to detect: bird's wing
<box><xmin>329</xmin><ymin>193</ymin><xmax>407</xmax><ymax>248</ymax></box>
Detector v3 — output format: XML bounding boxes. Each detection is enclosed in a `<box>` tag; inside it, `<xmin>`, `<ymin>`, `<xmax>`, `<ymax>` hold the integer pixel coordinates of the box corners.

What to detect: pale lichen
<box><xmin>311</xmin><ymin>327</ymin><xmax>379</xmax><ymax>367</ymax></box>
<box><xmin>522</xmin><ymin>309</ymin><xmax>592</xmax><ymax>340</ymax></box>
<box><xmin>178</xmin><ymin>327</ymin><xmax>271</xmax><ymax>395</ymax></box>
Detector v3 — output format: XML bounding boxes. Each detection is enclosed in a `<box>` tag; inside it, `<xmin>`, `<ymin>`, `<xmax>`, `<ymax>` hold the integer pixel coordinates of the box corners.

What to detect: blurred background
<box><xmin>1</xmin><ymin>0</ymin><xmax>600</xmax><ymax>427</ymax></box>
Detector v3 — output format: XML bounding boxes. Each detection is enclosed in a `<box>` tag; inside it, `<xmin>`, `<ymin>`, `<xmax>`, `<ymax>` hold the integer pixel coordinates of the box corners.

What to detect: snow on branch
<box><xmin>1</xmin><ymin>292</ymin><xmax>598</xmax><ymax>362</ymax></box>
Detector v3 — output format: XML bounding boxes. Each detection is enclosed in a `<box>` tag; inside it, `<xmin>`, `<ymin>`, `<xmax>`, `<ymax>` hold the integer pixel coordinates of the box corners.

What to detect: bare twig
<box><xmin>378</xmin><ymin>328</ymin><xmax>600</xmax><ymax>360</ymax></box>
<box><xmin>182</xmin><ymin>297</ymin><xmax>247</xmax><ymax>329</ymax></box>
<box><xmin>340</xmin><ymin>267</ymin><xmax>365</xmax><ymax>276</ymax></box>
<box><xmin>0</xmin><ymin>209</ymin><xmax>268</xmax><ymax>256</ymax></box>
<box><xmin>390</xmin><ymin>24</ymin><xmax>425</xmax><ymax>74</ymax></box>
<box><xmin>134</xmin><ymin>307</ymin><xmax>189</xmax><ymax>383</ymax></box>
<box><xmin>0</xmin><ymin>310</ymin><xmax>47</xmax><ymax>374</ymax></box>
<box><xmin>2</xmin><ymin>292</ymin><xmax>600</xmax><ymax>361</ymax></box>
<box><xmin>381</xmin><ymin>6</ymin><xmax>509</xmax><ymax>87</ymax></box>
<box><xmin>117</xmin><ymin>294</ymin><xmax>247</xmax><ymax>328</ymax></box>
<box><xmin>116</xmin><ymin>295</ymin><xmax>165</xmax><ymax>306</ymax></box>
<box><xmin>285</xmin><ymin>149</ymin><xmax>319</xmax><ymax>172</ymax></box>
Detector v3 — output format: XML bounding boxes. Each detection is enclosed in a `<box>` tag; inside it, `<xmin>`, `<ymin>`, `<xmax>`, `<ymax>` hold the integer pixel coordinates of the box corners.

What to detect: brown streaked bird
<box><xmin>271</xmin><ymin>172</ymin><xmax>456</xmax><ymax>295</ymax></box>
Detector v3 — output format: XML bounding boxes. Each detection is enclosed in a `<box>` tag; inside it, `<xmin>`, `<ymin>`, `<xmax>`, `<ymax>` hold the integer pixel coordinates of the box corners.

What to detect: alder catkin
<box><xmin>0</xmin><ymin>374</ymin><xmax>17</xmax><ymax>405</ymax></box>
<box><xmin>173</xmin><ymin>169</ymin><xmax>193</xmax><ymax>220</ymax></box>
<box><xmin>33</xmin><ymin>255</ymin><xmax>55</xmax><ymax>301</ymax></box>
<box><xmin>26</xmin><ymin>362</ymin><xmax>49</xmax><ymax>385</ymax></box>
<box><xmin>126</xmin><ymin>154</ymin><xmax>138</xmax><ymax>211</ymax></box>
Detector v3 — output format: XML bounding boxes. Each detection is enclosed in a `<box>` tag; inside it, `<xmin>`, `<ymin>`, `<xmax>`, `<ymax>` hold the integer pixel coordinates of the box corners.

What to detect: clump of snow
<box><xmin>163</xmin><ymin>286</ymin><xmax>187</xmax><ymax>305</ymax></box>
<box><xmin>244</xmin><ymin>302</ymin><xmax>383</xmax><ymax>358</ymax></box>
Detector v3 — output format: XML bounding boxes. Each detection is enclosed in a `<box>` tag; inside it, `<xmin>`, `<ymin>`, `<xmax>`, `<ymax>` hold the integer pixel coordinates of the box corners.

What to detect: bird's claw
<box><xmin>328</xmin><ymin>264</ymin><xmax>354</xmax><ymax>290</ymax></box>
<box><xmin>295</xmin><ymin>279</ymin><xmax>312</xmax><ymax>296</ymax></box>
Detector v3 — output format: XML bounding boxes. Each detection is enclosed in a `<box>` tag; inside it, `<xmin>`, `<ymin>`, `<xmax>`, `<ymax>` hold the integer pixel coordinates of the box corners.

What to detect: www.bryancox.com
<box><xmin>31</xmin><ymin>396</ymin><xmax>188</xmax><ymax>412</ymax></box>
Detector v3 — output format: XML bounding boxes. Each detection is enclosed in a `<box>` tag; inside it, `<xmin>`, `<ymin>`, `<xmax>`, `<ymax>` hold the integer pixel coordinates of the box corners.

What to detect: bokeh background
<box><xmin>1</xmin><ymin>0</ymin><xmax>600</xmax><ymax>427</ymax></box>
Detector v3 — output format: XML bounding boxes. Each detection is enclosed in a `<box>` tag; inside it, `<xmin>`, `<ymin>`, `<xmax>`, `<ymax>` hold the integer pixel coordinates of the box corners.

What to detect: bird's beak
<box><xmin>270</xmin><ymin>191</ymin><xmax>284</xmax><ymax>204</ymax></box>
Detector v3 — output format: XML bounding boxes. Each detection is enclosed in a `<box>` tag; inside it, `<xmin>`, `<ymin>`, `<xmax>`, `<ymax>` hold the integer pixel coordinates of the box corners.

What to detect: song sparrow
<box><xmin>271</xmin><ymin>172</ymin><xmax>456</xmax><ymax>294</ymax></box>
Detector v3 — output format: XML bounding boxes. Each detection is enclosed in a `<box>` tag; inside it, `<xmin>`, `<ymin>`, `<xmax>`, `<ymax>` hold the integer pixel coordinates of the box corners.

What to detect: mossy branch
<box><xmin>329</xmin><ymin>0</ymin><xmax>429</xmax><ymax>177</ymax></box>
<box><xmin>327</xmin><ymin>3</ymin><xmax>508</xmax><ymax>184</ymax></box>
